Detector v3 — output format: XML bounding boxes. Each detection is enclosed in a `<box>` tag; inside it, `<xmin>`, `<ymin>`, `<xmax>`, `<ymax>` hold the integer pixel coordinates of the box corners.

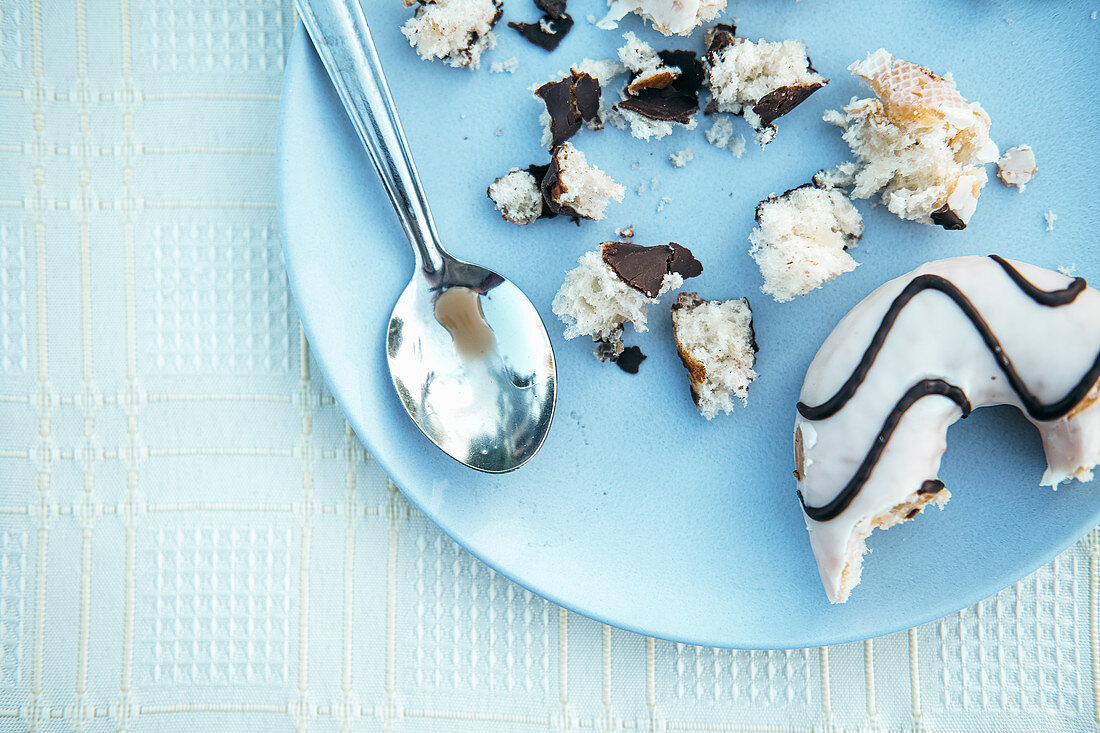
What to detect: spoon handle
<box><xmin>296</xmin><ymin>0</ymin><xmax>446</xmax><ymax>273</ymax></box>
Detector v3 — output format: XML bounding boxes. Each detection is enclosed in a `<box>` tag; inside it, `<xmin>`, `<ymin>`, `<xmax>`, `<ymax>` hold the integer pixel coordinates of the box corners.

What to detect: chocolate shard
<box><xmin>509</xmin><ymin>13</ymin><xmax>574</xmax><ymax>52</ymax></box>
<box><xmin>752</xmin><ymin>82</ymin><xmax>825</xmax><ymax>128</ymax></box>
<box><xmin>617</xmin><ymin>92</ymin><xmax>697</xmax><ymax>124</ymax></box>
<box><xmin>703</xmin><ymin>23</ymin><xmax>737</xmax><ymax>60</ymax></box>
<box><xmin>614</xmin><ymin>346</ymin><xmax>647</xmax><ymax>374</ymax></box>
<box><xmin>918</xmin><ymin>479</ymin><xmax>946</xmax><ymax>495</ymax></box>
<box><xmin>618</xmin><ymin>50</ymin><xmax>703</xmax><ymax>123</ymax></box>
<box><xmin>601</xmin><ymin>241</ymin><xmax>703</xmax><ymax>298</ymax></box>
<box><xmin>536</xmin><ymin>71</ymin><xmax>601</xmax><ymax>148</ymax></box>
<box><xmin>657</xmin><ymin>50</ymin><xmax>705</xmax><ymax>95</ymax></box>
<box><xmin>534</xmin><ymin>0</ymin><xmax>567</xmax><ymax>18</ymax></box>
<box><xmin>930</xmin><ymin>203</ymin><xmax>967</xmax><ymax>230</ymax></box>
<box><xmin>524</xmin><ymin>162</ymin><xmax>559</xmax><ymax>220</ymax></box>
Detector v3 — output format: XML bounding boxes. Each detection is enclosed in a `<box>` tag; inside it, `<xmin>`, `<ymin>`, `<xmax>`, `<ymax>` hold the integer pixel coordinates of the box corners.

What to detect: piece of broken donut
<box><xmin>488</xmin><ymin>142</ymin><xmax>624</xmax><ymax>224</ymax></box>
<box><xmin>671</xmin><ymin>292</ymin><xmax>758</xmax><ymax>418</ymax></box>
<box><xmin>702</xmin><ymin>24</ymin><xmax>827</xmax><ymax>147</ymax></box>
<box><xmin>608</xmin><ymin>33</ymin><xmax>704</xmax><ymax>140</ymax></box>
<box><xmin>551</xmin><ymin>241</ymin><xmax>702</xmax><ymax>363</ymax></box>
<box><xmin>400</xmin><ymin>0</ymin><xmax>504</xmax><ymax>69</ymax></box>
<box><xmin>821</xmin><ymin>49</ymin><xmax>998</xmax><ymax>229</ymax></box>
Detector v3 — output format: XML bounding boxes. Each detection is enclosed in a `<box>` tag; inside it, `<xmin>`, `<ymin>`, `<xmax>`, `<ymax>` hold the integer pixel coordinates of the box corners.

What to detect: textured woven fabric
<box><xmin>0</xmin><ymin>0</ymin><xmax>1096</xmax><ymax>730</ymax></box>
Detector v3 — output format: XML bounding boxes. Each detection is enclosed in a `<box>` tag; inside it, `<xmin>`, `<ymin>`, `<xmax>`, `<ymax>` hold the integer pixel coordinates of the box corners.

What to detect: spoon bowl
<box><xmin>387</xmin><ymin>259</ymin><xmax>556</xmax><ymax>472</ymax></box>
<box><xmin>296</xmin><ymin>0</ymin><xmax>557</xmax><ymax>471</ymax></box>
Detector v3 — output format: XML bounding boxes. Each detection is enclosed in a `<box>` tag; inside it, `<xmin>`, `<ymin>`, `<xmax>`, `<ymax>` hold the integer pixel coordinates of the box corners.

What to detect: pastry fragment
<box><xmin>703</xmin><ymin>24</ymin><xmax>827</xmax><ymax>147</ymax></box>
<box><xmin>669</xmin><ymin>148</ymin><xmax>693</xmax><ymax>167</ymax></box>
<box><xmin>823</xmin><ymin>49</ymin><xmax>998</xmax><ymax>229</ymax></box>
<box><xmin>997</xmin><ymin>145</ymin><xmax>1036</xmax><ymax>191</ymax></box>
<box><xmin>487</xmin><ymin>169</ymin><xmax>544</xmax><ymax>224</ymax></box>
<box><xmin>400</xmin><ymin>0</ymin><xmax>503</xmax><ymax>69</ymax></box>
<box><xmin>536</xmin><ymin>71</ymin><xmax>603</xmax><ymax>148</ymax></box>
<box><xmin>794</xmin><ymin>255</ymin><xmax>1100</xmax><ymax>603</ymax></box>
<box><xmin>541</xmin><ymin>142</ymin><xmax>625</xmax><ymax>220</ymax></box>
<box><xmin>704</xmin><ymin>116</ymin><xmax>746</xmax><ymax>157</ymax></box>
<box><xmin>552</xmin><ymin>241</ymin><xmax>702</xmax><ymax>357</ymax></box>
<box><xmin>671</xmin><ymin>293</ymin><xmax>758</xmax><ymax>418</ymax></box>
<box><xmin>608</xmin><ymin>34</ymin><xmax>705</xmax><ymax>140</ymax></box>
<box><xmin>596</xmin><ymin>0</ymin><xmax>726</xmax><ymax>36</ymax></box>
<box><xmin>509</xmin><ymin>0</ymin><xmax>575</xmax><ymax>51</ymax></box>
<box><xmin>749</xmin><ymin>184</ymin><xmax>864</xmax><ymax>302</ymax></box>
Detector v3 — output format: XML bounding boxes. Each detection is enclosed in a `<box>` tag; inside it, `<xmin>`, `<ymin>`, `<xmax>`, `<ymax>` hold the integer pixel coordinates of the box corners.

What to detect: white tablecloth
<box><xmin>0</xmin><ymin>0</ymin><xmax>1095</xmax><ymax>730</ymax></box>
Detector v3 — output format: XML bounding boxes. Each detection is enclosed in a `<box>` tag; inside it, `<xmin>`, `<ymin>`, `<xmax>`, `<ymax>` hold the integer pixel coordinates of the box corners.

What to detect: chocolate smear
<box><xmin>536</xmin><ymin>71</ymin><xmax>601</xmax><ymax>148</ymax></box>
<box><xmin>614</xmin><ymin>346</ymin><xmax>647</xmax><ymax>374</ymax></box>
<box><xmin>931</xmin><ymin>203</ymin><xmax>967</xmax><ymax>230</ymax></box>
<box><xmin>601</xmin><ymin>241</ymin><xmax>703</xmax><ymax>297</ymax></box>
<box><xmin>753</xmin><ymin>82</ymin><xmax>825</xmax><ymax>128</ymax></box>
<box><xmin>917</xmin><ymin>479</ymin><xmax>945</xmax><ymax>495</ymax></box>
<box><xmin>509</xmin><ymin>14</ymin><xmax>574</xmax><ymax>52</ymax></box>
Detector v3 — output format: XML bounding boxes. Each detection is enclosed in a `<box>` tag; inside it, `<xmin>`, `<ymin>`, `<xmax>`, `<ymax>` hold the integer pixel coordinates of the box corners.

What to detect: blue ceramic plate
<box><xmin>277</xmin><ymin>0</ymin><xmax>1100</xmax><ymax>648</ymax></box>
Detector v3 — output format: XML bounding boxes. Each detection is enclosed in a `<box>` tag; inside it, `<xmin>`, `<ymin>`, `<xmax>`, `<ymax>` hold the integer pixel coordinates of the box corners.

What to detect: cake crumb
<box><xmin>1092</xmin><ymin>10</ymin><xmax>1097</xmax><ymax>19</ymax></box>
<box><xmin>750</xmin><ymin>184</ymin><xmax>864</xmax><ymax>302</ymax></box>
<box><xmin>489</xmin><ymin>57</ymin><xmax>519</xmax><ymax>73</ymax></box>
<box><xmin>657</xmin><ymin>196</ymin><xmax>672</xmax><ymax>212</ymax></box>
<box><xmin>669</xmin><ymin>148</ymin><xmax>694</xmax><ymax>167</ymax></box>
<box><xmin>487</xmin><ymin>168</ymin><xmax>543</xmax><ymax>225</ymax></box>
<box><xmin>617</xmin><ymin>224</ymin><xmax>635</xmax><ymax>239</ymax></box>
<box><xmin>672</xmin><ymin>292</ymin><xmax>758</xmax><ymax>418</ymax></box>
<box><xmin>631</xmin><ymin>161</ymin><xmax>641</xmax><ymax>170</ymax></box>
<box><xmin>401</xmin><ymin>0</ymin><xmax>503</xmax><ymax>69</ymax></box>
<box><xmin>635</xmin><ymin>184</ymin><xmax>646</xmax><ymax>196</ymax></box>
<box><xmin>494</xmin><ymin>127</ymin><xmax>503</xmax><ymax>136</ymax></box>
<box><xmin>1003</xmin><ymin>16</ymin><xmax>1014</xmax><ymax>22</ymax></box>
<box><xmin>1059</xmin><ymin>264</ymin><xmax>1077</xmax><ymax>277</ymax></box>
<box><xmin>1045</xmin><ymin>210</ymin><xmax>1058</xmax><ymax>231</ymax></box>
<box><xmin>997</xmin><ymin>145</ymin><xmax>1036</xmax><ymax>191</ymax></box>
<box><xmin>703</xmin><ymin>25</ymin><xmax>827</xmax><ymax>147</ymax></box>
<box><xmin>650</xmin><ymin>176</ymin><xmax>659</xmax><ymax>190</ymax></box>
<box><xmin>587</xmin><ymin>13</ymin><xmax>597</xmax><ymax>23</ymax></box>
<box><xmin>705</xmin><ymin>116</ymin><xmax>746</xmax><ymax>157</ymax></box>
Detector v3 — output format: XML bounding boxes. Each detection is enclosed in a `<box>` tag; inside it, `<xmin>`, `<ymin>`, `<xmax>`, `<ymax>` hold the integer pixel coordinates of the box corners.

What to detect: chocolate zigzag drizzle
<box><xmin>799</xmin><ymin>256</ymin><xmax>1100</xmax><ymax>522</ymax></box>
<box><xmin>797</xmin><ymin>256</ymin><xmax>1096</xmax><ymax>422</ymax></box>
<box><xmin>798</xmin><ymin>379</ymin><xmax>971</xmax><ymax>521</ymax></box>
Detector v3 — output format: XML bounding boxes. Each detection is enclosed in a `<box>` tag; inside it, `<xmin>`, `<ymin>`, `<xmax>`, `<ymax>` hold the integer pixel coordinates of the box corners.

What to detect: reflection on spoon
<box><xmin>434</xmin><ymin>286</ymin><xmax>497</xmax><ymax>359</ymax></box>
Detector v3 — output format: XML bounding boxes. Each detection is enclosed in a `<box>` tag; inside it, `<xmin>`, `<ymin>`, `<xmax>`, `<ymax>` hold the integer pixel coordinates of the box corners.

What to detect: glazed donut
<box><xmin>794</xmin><ymin>255</ymin><xmax>1100</xmax><ymax>603</ymax></box>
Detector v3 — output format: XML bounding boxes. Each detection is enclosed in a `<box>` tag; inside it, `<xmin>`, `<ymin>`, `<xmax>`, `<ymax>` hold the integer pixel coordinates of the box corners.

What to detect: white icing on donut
<box><xmin>794</xmin><ymin>255</ymin><xmax>1100</xmax><ymax>603</ymax></box>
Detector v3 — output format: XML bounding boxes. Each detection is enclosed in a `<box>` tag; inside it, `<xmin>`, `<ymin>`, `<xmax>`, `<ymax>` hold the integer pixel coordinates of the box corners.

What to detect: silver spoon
<box><xmin>296</xmin><ymin>0</ymin><xmax>557</xmax><ymax>472</ymax></box>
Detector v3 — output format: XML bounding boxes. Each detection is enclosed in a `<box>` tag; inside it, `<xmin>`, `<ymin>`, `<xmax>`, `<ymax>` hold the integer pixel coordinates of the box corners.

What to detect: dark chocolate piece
<box><xmin>930</xmin><ymin>203</ymin><xmax>967</xmax><ymax>230</ymax></box>
<box><xmin>904</xmin><ymin>508</ymin><xmax>921</xmax><ymax>520</ymax></box>
<box><xmin>917</xmin><ymin>480</ymin><xmax>945</xmax><ymax>495</ymax></box>
<box><xmin>615</xmin><ymin>346</ymin><xmax>647</xmax><ymax>374</ymax></box>
<box><xmin>534</xmin><ymin>0</ymin><xmax>567</xmax><ymax>18</ymax></box>
<box><xmin>536</xmin><ymin>71</ymin><xmax>601</xmax><ymax>148</ymax></box>
<box><xmin>703</xmin><ymin>23</ymin><xmax>737</xmax><ymax>60</ymax></box>
<box><xmin>509</xmin><ymin>14</ymin><xmax>574</xmax><ymax>52</ymax></box>
<box><xmin>617</xmin><ymin>50</ymin><xmax>704</xmax><ymax>124</ymax></box>
<box><xmin>617</xmin><ymin>94</ymin><xmax>698</xmax><ymax>124</ymax></box>
<box><xmin>601</xmin><ymin>241</ymin><xmax>703</xmax><ymax>298</ymax></box>
<box><xmin>752</xmin><ymin>82</ymin><xmax>825</xmax><ymax>128</ymax></box>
